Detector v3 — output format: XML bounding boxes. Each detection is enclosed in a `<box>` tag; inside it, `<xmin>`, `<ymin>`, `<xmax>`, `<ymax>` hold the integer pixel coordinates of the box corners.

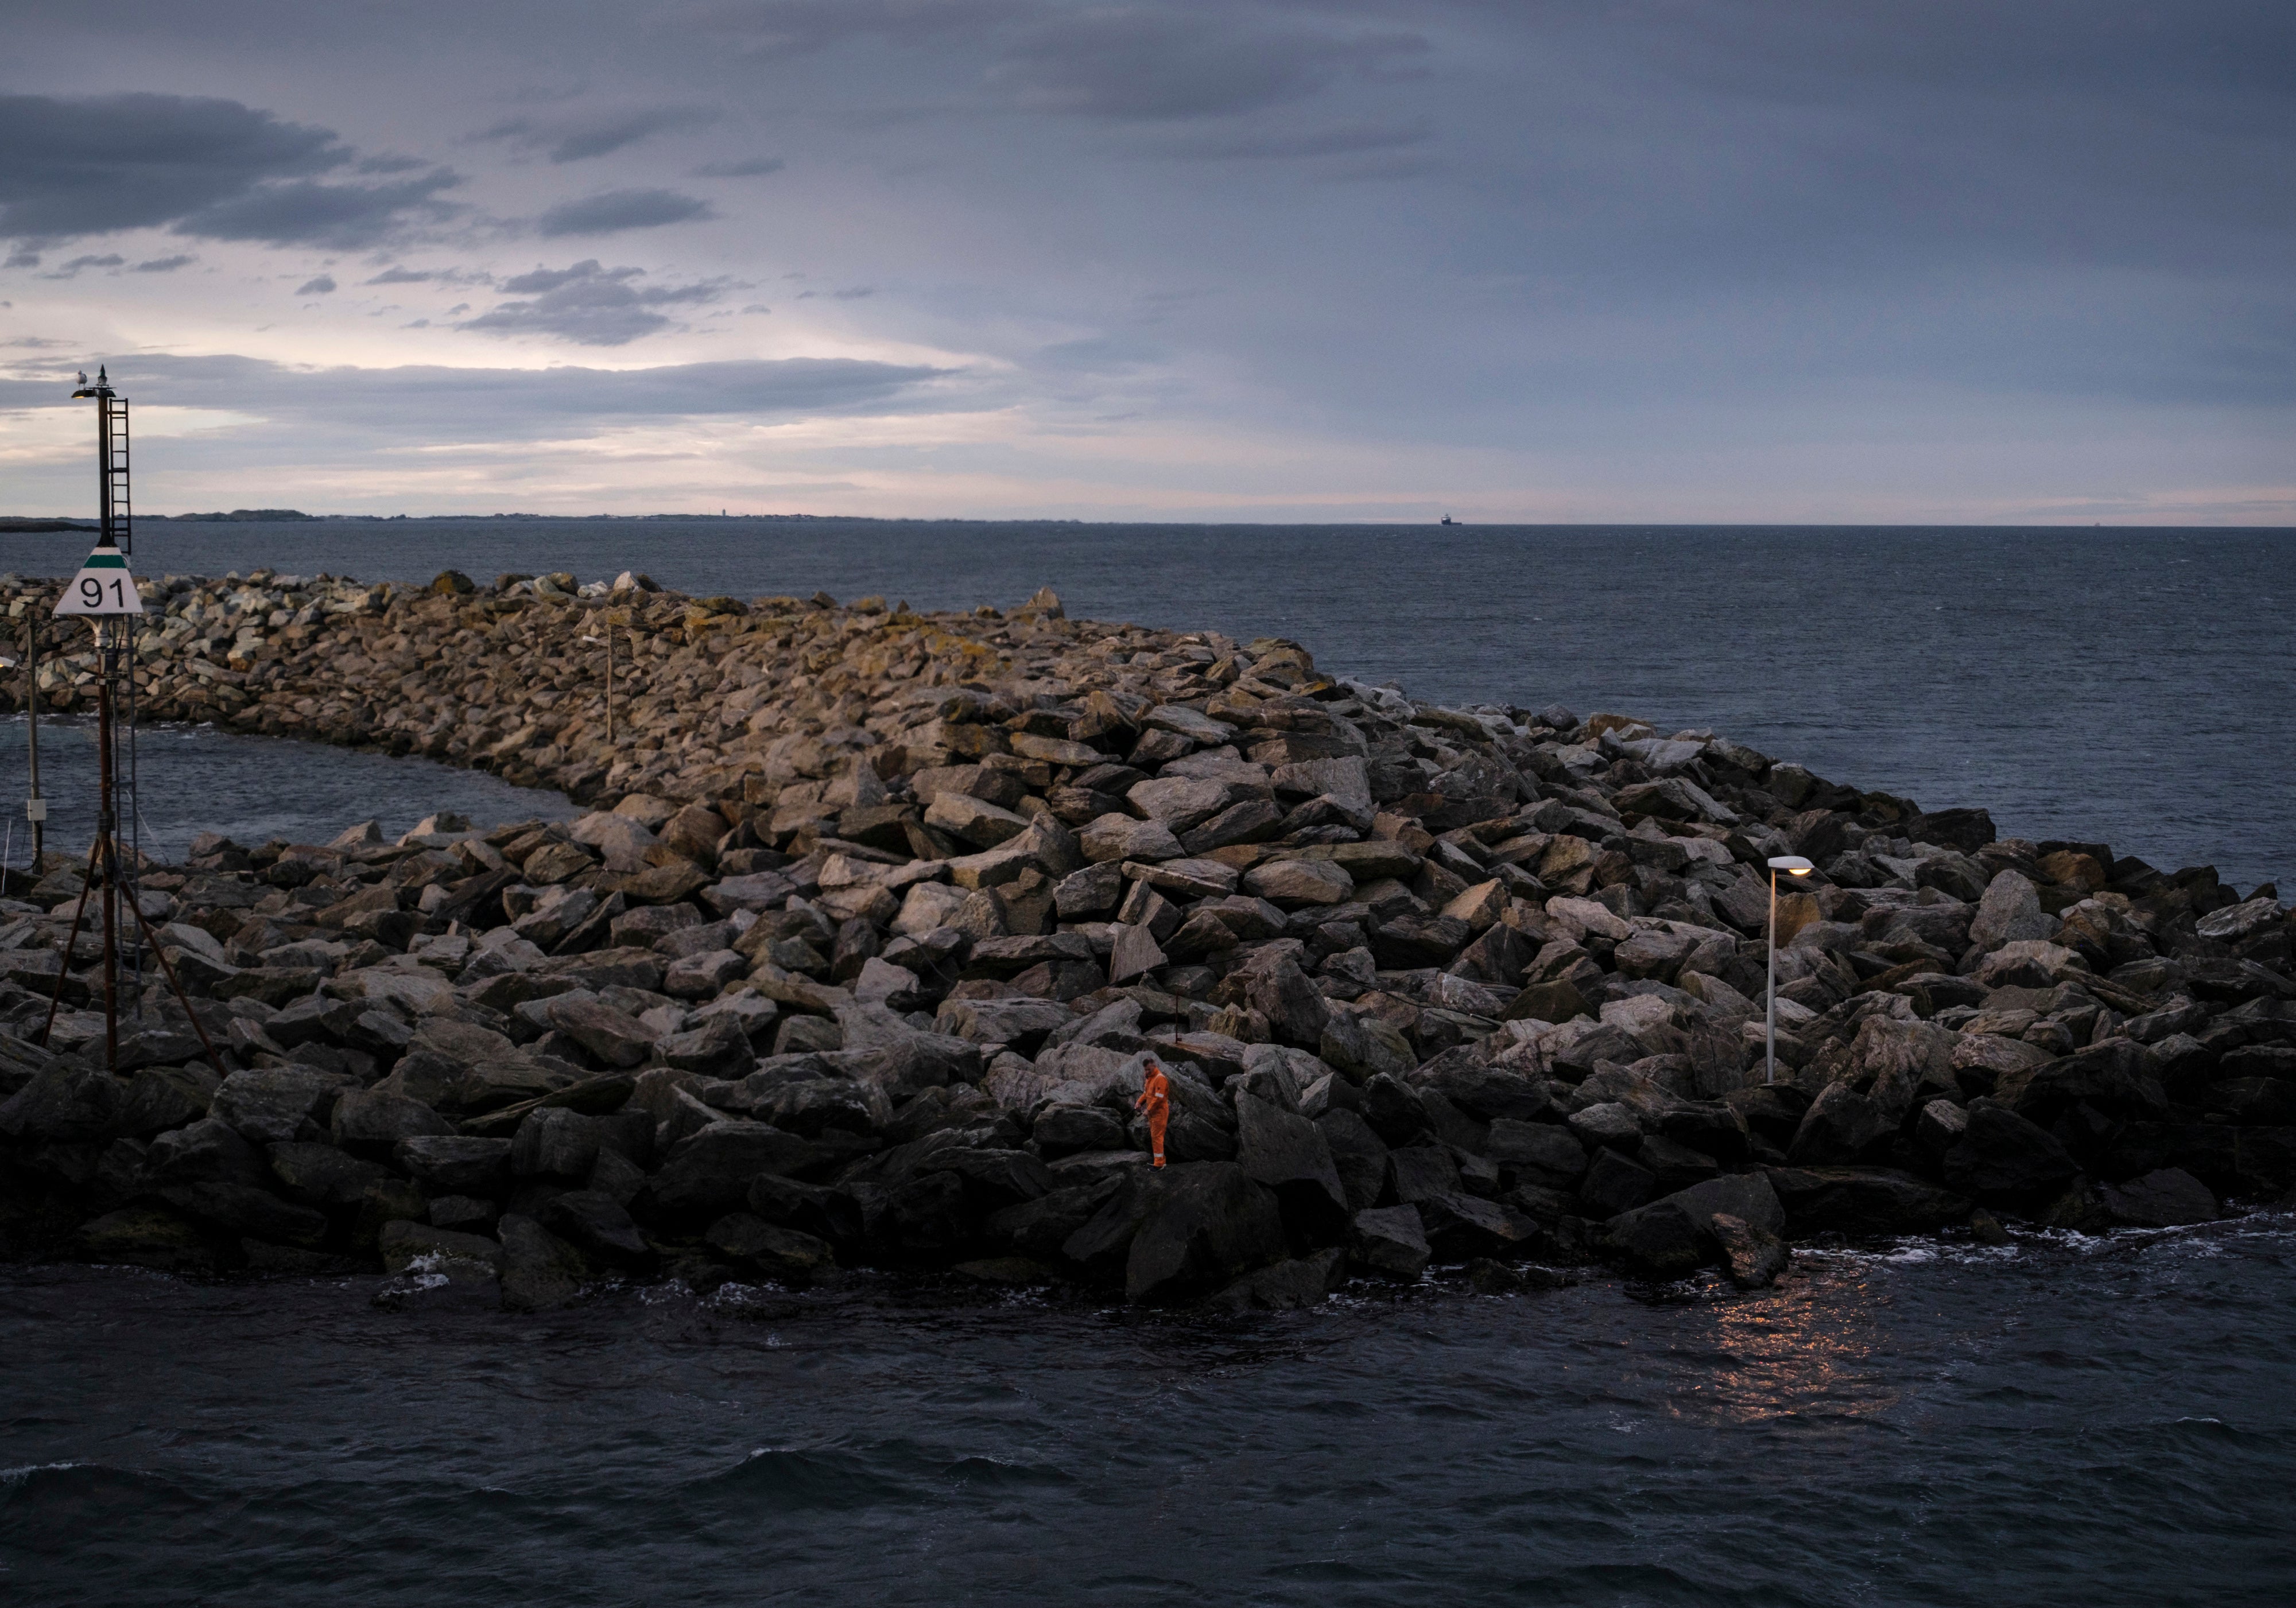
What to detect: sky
<box><xmin>0</xmin><ymin>0</ymin><xmax>2289</xmax><ymax>523</ymax></box>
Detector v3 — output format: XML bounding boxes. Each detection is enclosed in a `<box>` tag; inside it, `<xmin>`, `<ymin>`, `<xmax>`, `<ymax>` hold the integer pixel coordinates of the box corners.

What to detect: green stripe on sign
<box><xmin>83</xmin><ymin>550</ymin><xmax>127</xmax><ymax>568</ymax></box>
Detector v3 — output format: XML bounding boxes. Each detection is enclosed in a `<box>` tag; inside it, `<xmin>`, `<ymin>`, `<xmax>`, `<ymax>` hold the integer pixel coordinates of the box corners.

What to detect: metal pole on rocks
<box><xmin>584</xmin><ymin>607</ymin><xmax>627</xmax><ymax>743</ymax></box>
<box><xmin>1764</xmin><ymin>855</ymin><xmax>1814</xmax><ymax>1083</ymax></box>
<box><xmin>24</xmin><ymin>614</ymin><xmax>41</xmax><ymax>869</ymax></box>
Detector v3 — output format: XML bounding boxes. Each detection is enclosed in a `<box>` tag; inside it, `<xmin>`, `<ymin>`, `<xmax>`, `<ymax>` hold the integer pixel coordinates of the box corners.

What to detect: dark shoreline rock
<box><xmin>1</xmin><ymin>569</ymin><xmax>2291</xmax><ymax>1309</ymax></box>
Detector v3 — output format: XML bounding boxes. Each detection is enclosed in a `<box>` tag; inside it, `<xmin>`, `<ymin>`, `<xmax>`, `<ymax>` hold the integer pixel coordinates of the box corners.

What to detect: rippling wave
<box><xmin>6</xmin><ymin>1216</ymin><xmax>2294</xmax><ymax>1604</ymax></box>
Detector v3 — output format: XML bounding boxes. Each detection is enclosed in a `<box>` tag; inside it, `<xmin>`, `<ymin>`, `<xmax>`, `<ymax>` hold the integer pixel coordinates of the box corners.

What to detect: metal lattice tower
<box><xmin>92</xmin><ymin>366</ymin><xmax>133</xmax><ymax>556</ymax></box>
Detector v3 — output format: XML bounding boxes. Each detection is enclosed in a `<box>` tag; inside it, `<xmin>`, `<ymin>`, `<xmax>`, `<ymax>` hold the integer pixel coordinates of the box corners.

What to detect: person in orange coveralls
<box><xmin>1135</xmin><ymin>1058</ymin><xmax>1172</xmax><ymax>1167</ymax></box>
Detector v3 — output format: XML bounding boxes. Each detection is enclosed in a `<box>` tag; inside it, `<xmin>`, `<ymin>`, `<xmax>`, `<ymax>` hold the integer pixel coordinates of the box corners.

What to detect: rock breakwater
<box><xmin>1</xmin><ymin>566</ymin><xmax>2291</xmax><ymax>1308</ymax></box>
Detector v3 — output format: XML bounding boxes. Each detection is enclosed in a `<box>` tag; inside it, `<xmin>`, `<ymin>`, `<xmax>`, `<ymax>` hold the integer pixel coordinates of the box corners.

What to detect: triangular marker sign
<box><xmin>55</xmin><ymin>544</ymin><xmax>145</xmax><ymax>616</ymax></box>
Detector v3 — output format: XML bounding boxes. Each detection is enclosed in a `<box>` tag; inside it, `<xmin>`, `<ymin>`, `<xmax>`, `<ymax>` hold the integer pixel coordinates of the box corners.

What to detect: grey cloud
<box><xmin>474</xmin><ymin>106</ymin><xmax>719</xmax><ymax>164</ymax></box>
<box><xmin>991</xmin><ymin>9</ymin><xmax>1429</xmax><ymax>121</ymax></box>
<box><xmin>131</xmin><ymin>254</ymin><xmax>197</xmax><ymax>273</ymax></box>
<box><xmin>0</xmin><ymin>92</ymin><xmax>344</xmax><ymax>240</ymax></box>
<box><xmin>501</xmin><ymin>260</ymin><xmax>635</xmax><ymax>294</ymax></box>
<box><xmin>831</xmin><ymin>286</ymin><xmax>875</xmax><ymax>300</ymax></box>
<box><xmin>174</xmin><ymin>167</ymin><xmax>462</xmax><ymax>247</ymax></box>
<box><xmin>692</xmin><ymin>157</ymin><xmax>786</xmax><ymax>177</ymax></box>
<box><xmin>0</xmin><ymin>351</ymin><xmax>956</xmax><ymax>443</ymax></box>
<box><xmin>297</xmin><ymin>274</ymin><xmax>338</xmax><ymax>295</ymax></box>
<box><xmin>537</xmin><ymin>188</ymin><xmax>713</xmax><ymax>236</ymax></box>
<box><xmin>51</xmin><ymin>254</ymin><xmax>126</xmax><ymax>278</ymax></box>
<box><xmin>460</xmin><ymin>258</ymin><xmax>726</xmax><ymax>344</ymax></box>
<box><xmin>691</xmin><ymin>0</ymin><xmax>1033</xmax><ymax>59</ymax></box>
<box><xmin>364</xmin><ymin>266</ymin><xmax>434</xmax><ymax>284</ymax></box>
<box><xmin>1169</xmin><ymin>117</ymin><xmax>1430</xmax><ymax>160</ymax></box>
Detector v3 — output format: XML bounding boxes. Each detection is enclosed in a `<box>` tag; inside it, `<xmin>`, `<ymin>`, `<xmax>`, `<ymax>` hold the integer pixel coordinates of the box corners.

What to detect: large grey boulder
<box><xmin>210</xmin><ymin>1066</ymin><xmax>353</xmax><ymax>1144</ymax></box>
<box><xmin>1485</xmin><ymin>1117</ymin><xmax>1588</xmax><ymax>1190</ymax></box>
<box><xmin>1604</xmin><ymin>1173</ymin><xmax>1785</xmax><ymax>1279</ymax></box>
<box><xmin>1969</xmin><ymin>872</ymin><xmax>2057</xmax><ymax>953</ymax></box>
<box><xmin>1351</xmin><ymin>1204</ymin><xmax>1432</xmax><ymax>1280</ymax></box>
<box><xmin>1123</xmin><ymin>1162</ymin><xmax>1287</xmax><ymax>1304</ymax></box>
<box><xmin>1314</xmin><ymin>1107</ymin><xmax>1391</xmax><ymax>1212</ymax></box>
<box><xmin>646</xmin><ymin>1121</ymin><xmax>823</xmax><ymax>1219</ymax></box>
<box><xmin>2099</xmin><ymin>1167</ymin><xmax>2217</xmax><ymax>1228</ymax></box>
<box><xmin>397</xmin><ymin>1135</ymin><xmax>514</xmax><ymax>1196</ymax></box>
<box><xmin>0</xmin><ymin>1065</ymin><xmax>128</xmax><ymax>1143</ymax></box>
<box><xmin>1762</xmin><ymin>1166</ymin><xmax>1971</xmax><ymax>1236</ymax></box>
<box><xmin>1233</xmin><ymin>1090</ymin><xmax>1348</xmax><ymax>1239</ymax></box>
<box><xmin>1786</xmin><ymin>1081</ymin><xmax>1894</xmax><ymax>1166</ymax></box>
<box><xmin>1941</xmin><ymin>1101</ymin><xmax>2080</xmax><ymax>1205</ymax></box>
<box><xmin>331</xmin><ymin>1089</ymin><xmax>455</xmax><ymax>1155</ymax></box>
<box><xmin>268</xmin><ymin>1141</ymin><xmax>391</xmax><ymax>1209</ymax></box>
<box><xmin>497</xmin><ymin>1215</ymin><xmax>585</xmax><ymax>1310</ymax></box>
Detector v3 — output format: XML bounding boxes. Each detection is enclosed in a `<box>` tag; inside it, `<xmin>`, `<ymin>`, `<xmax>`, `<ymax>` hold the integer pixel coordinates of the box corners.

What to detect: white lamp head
<box><xmin>1767</xmin><ymin>855</ymin><xmax>1815</xmax><ymax>877</ymax></box>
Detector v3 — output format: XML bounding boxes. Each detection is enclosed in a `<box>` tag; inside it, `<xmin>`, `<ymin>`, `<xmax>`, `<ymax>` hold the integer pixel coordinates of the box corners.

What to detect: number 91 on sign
<box><xmin>55</xmin><ymin>546</ymin><xmax>146</xmax><ymax>617</ymax></box>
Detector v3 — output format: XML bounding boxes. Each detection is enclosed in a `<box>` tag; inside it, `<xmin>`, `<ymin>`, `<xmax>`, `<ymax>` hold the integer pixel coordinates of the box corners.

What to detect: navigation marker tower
<box><xmin>38</xmin><ymin>370</ymin><xmax>220</xmax><ymax>1075</ymax></box>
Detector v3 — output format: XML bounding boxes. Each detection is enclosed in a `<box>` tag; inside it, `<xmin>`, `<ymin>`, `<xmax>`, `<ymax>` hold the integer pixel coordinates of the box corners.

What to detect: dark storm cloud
<box><xmin>0</xmin><ymin>351</ymin><xmax>957</xmax><ymax>441</ymax></box>
<box><xmin>692</xmin><ymin>157</ymin><xmax>786</xmax><ymax>177</ymax></box>
<box><xmin>0</xmin><ymin>93</ymin><xmax>343</xmax><ymax>240</ymax></box>
<box><xmin>536</xmin><ymin>188</ymin><xmax>713</xmax><ymax>236</ymax></box>
<box><xmin>472</xmin><ymin>106</ymin><xmax>719</xmax><ymax>164</ymax></box>
<box><xmin>458</xmin><ymin>259</ymin><xmax>727</xmax><ymax>344</ymax></box>
<box><xmin>0</xmin><ymin>92</ymin><xmax>460</xmax><ymax>248</ymax></box>
<box><xmin>174</xmin><ymin>168</ymin><xmax>463</xmax><ymax>247</ymax></box>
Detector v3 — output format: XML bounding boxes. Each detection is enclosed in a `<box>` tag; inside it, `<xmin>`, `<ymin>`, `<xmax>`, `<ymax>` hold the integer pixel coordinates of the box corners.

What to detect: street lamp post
<box><xmin>1765</xmin><ymin>854</ymin><xmax>1815</xmax><ymax>1083</ymax></box>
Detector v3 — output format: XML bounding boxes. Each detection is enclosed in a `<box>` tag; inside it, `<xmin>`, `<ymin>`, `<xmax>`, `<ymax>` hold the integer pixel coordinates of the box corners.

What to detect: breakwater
<box><xmin>0</xmin><ymin>566</ymin><xmax>2290</xmax><ymax>1308</ymax></box>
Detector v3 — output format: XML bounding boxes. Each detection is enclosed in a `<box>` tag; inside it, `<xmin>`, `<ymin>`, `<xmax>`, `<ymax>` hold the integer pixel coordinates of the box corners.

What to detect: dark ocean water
<box><xmin>2</xmin><ymin>520</ymin><xmax>2292</xmax><ymax>1604</ymax></box>
<box><xmin>0</xmin><ymin>519</ymin><xmax>2286</xmax><ymax>891</ymax></box>
<box><xmin>4</xmin><ymin>1218</ymin><xmax>2293</xmax><ymax>1606</ymax></box>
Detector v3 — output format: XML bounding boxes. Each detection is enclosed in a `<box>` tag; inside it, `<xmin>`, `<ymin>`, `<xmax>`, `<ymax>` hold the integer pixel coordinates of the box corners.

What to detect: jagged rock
<box><xmin>1315</xmin><ymin>1107</ymin><xmax>1392</xmax><ymax>1211</ymax></box>
<box><xmin>1208</xmin><ymin>1248</ymin><xmax>1348</xmax><ymax>1311</ymax></box>
<box><xmin>1577</xmin><ymin>1147</ymin><xmax>1655</xmax><ymax>1217</ymax></box>
<box><xmin>267</xmin><ymin>1141</ymin><xmax>391</xmax><ymax>1209</ymax></box>
<box><xmin>705</xmin><ymin>1211</ymin><xmax>837</xmax><ymax>1284</ymax></box>
<box><xmin>379</xmin><ymin>1220</ymin><xmax>503</xmax><ymax>1276</ymax></box>
<box><xmin>1710</xmin><ymin>1211</ymin><xmax>1789</xmax><ymax>1290</ymax></box>
<box><xmin>397</xmin><ymin>1135</ymin><xmax>514</xmax><ymax>1196</ymax></box>
<box><xmin>119</xmin><ymin>1064</ymin><xmax>221</xmax><ymax>1136</ymax></box>
<box><xmin>647</xmin><ymin>1122</ymin><xmax>823</xmax><ymax>1219</ymax></box>
<box><xmin>1350</xmin><ymin>1203</ymin><xmax>1432</xmax><ymax>1280</ymax></box>
<box><xmin>210</xmin><ymin>1066</ymin><xmax>352</xmax><ymax>1144</ymax></box>
<box><xmin>1971</xmin><ymin>871</ymin><xmax>2056</xmax><ymax>951</ymax></box>
<box><xmin>1786</xmin><ymin>1081</ymin><xmax>1894</xmax><ymax>1166</ymax></box>
<box><xmin>1484</xmin><ymin>1117</ymin><xmax>1588</xmax><ymax>1190</ymax></box>
<box><xmin>1603</xmin><ymin>1173</ymin><xmax>1784</xmax><ymax>1279</ymax></box>
<box><xmin>1762</xmin><ymin>1166</ymin><xmax>1972</xmax><ymax>1236</ymax></box>
<box><xmin>497</xmin><ymin>1215</ymin><xmax>586</xmax><ymax>1310</ymax></box>
<box><xmin>0</xmin><ymin>1065</ymin><xmax>129</xmax><ymax>1143</ymax></box>
<box><xmin>537</xmin><ymin>1190</ymin><xmax>653</xmax><ymax>1269</ymax></box>
<box><xmin>1942</xmin><ymin>1101</ymin><xmax>2080</xmax><ymax>1205</ymax></box>
<box><xmin>75</xmin><ymin>1205</ymin><xmax>224</xmax><ymax>1273</ymax></box>
<box><xmin>1123</xmin><ymin>1162</ymin><xmax>1287</xmax><ymax>1304</ymax></box>
<box><xmin>2098</xmin><ymin>1167</ymin><xmax>2217</xmax><ymax>1228</ymax></box>
<box><xmin>1232</xmin><ymin>1091</ymin><xmax>1349</xmax><ymax>1238</ymax></box>
<box><xmin>1415</xmin><ymin>1191</ymin><xmax>1542</xmax><ymax>1260</ymax></box>
<box><xmin>331</xmin><ymin>1089</ymin><xmax>455</xmax><ymax>1155</ymax></box>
